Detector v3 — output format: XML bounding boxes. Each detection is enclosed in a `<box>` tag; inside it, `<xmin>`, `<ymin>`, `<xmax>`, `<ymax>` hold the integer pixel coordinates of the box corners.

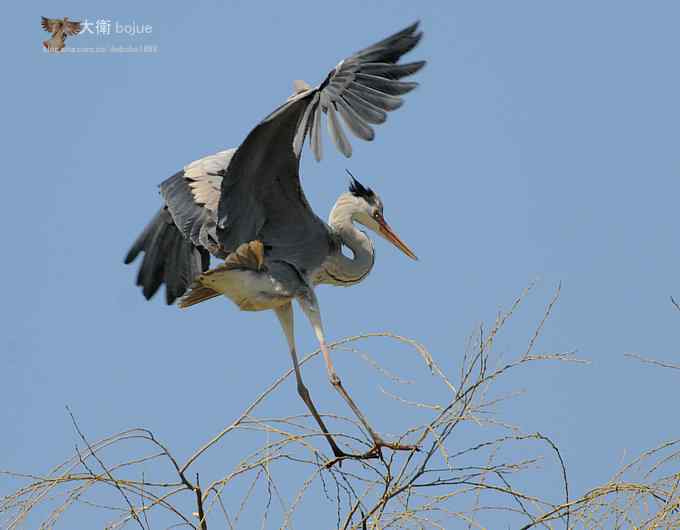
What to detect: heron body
<box><xmin>178</xmin><ymin>187</ymin><xmax>385</xmax><ymax>311</ymax></box>
<box><xmin>126</xmin><ymin>22</ymin><xmax>425</xmax><ymax>463</ymax></box>
<box><xmin>198</xmin><ymin>264</ymin><xmax>297</xmax><ymax>312</ymax></box>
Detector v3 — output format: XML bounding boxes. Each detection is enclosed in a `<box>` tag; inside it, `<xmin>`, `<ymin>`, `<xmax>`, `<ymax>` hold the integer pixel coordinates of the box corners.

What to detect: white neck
<box><xmin>321</xmin><ymin>194</ymin><xmax>375</xmax><ymax>286</ymax></box>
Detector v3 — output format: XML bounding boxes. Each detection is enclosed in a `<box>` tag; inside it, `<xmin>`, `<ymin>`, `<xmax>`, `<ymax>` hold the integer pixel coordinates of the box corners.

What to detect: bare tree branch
<box><xmin>4</xmin><ymin>283</ymin><xmax>678</xmax><ymax>528</ymax></box>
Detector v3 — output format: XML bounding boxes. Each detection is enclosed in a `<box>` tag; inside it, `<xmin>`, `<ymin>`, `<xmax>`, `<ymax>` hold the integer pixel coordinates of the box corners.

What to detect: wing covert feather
<box><xmin>216</xmin><ymin>22</ymin><xmax>425</xmax><ymax>275</ymax></box>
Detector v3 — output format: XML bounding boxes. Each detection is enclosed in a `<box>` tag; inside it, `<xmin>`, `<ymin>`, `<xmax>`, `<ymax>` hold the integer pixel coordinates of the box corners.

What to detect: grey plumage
<box><xmin>341</xmin><ymin>89</ymin><xmax>387</xmax><ymax>124</ymax></box>
<box><xmin>160</xmin><ymin>149</ymin><xmax>234</xmax><ymax>257</ymax></box>
<box><xmin>359</xmin><ymin>61</ymin><xmax>426</xmax><ymax>79</ymax></box>
<box><xmin>124</xmin><ymin>208</ymin><xmax>209</xmax><ymax>304</ymax></box>
<box><xmin>353</xmin><ymin>74</ymin><xmax>418</xmax><ymax>96</ymax></box>
<box><xmin>334</xmin><ymin>97</ymin><xmax>375</xmax><ymax>141</ymax></box>
<box><xmin>125</xmin><ymin>150</ymin><xmax>233</xmax><ymax>303</ymax></box>
<box><xmin>217</xmin><ymin>96</ymin><xmax>334</xmax><ymax>276</ymax></box>
<box><xmin>286</xmin><ymin>21</ymin><xmax>424</xmax><ymax>162</ymax></box>
<box><xmin>125</xmin><ymin>22</ymin><xmax>425</xmax><ymax>462</ymax></box>
<box><xmin>212</xmin><ymin>21</ymin><xmax>425</xmax><ymax>276</ymax></box>
<box><xmin>126</xmin><ymin>21</ymin><xmax>425</xmax><ymax>303</ymax></box>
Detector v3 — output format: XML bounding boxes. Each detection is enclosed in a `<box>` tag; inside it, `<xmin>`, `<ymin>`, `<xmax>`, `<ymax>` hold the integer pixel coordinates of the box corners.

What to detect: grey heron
<box><xmin>125</xmin><ymin>22</ymin><xmax>425</xmax><ymax>463</ymax></box>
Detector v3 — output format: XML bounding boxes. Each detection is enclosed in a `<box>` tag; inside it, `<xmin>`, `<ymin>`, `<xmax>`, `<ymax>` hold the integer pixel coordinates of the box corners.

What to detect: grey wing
<box><xmin>125</xmin><ymin>149</ymin><xmax>235</xmax><ymax>304</ymax></box>
<box><xmin>161</xmin><ymin>149</ymin><xmax>235</xmax><ymax>256</ymax></box>
<box><xmin>217</xmin><ymin>22</ymin><xmax>425</xmax><ymax>275</ymax></box>
<box><xmin>272</xmin><ymin>21</ymin><xmax>425</xmax><ymax>161</ymax></box>
<box><xmin>218</xmin><ymin>97</ymin><xmax>331</xmax><ymax>275</ymax></box>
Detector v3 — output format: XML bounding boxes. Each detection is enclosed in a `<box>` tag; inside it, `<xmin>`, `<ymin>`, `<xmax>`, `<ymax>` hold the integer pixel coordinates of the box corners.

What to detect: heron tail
<box><xmin>177</xmin><ymin>285</ymin><xmax>221</xmax><ymax>309</ymax></box>
<box><xmin>124</xmin><ymin>208</ymin><xmax>210</xmax><ymax>304</ymax></box>
<box><xmin>177</xmin><ymin>240</ymin><xmax>265</xmax><ymax>308</ymax></box>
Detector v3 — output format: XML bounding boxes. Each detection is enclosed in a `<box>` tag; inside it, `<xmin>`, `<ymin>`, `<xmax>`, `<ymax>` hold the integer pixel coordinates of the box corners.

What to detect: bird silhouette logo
<box><xmin>41</xmin><ymin>16</ymin><xmax>82</xmax><ymax>52</ymax></box>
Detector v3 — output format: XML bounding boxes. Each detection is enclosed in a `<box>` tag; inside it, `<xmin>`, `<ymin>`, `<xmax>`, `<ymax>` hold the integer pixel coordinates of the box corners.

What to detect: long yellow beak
<box><xmin>377</xmin><ymin>215</ymin><xmax>418</xmax><ymax>261</ymax></box>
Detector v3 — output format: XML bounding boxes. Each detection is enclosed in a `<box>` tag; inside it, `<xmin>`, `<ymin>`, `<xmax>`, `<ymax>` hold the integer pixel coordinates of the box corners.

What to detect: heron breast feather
<box><xmin>200</xmin><ymin>268</ymin><xmax>294</xmax><ymax>312</ymax></box>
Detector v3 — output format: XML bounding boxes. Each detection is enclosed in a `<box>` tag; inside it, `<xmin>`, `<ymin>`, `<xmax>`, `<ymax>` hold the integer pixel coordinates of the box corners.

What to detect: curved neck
<box><xmin>323</xmin><ymin>195</ymin><xmax>375</xmax><ymax>285</ymax></box>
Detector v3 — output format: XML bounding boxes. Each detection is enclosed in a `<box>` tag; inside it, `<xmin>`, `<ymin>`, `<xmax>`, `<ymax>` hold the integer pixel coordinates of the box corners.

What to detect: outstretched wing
<box><xmin>289</xmin><ymin>21</ymin><xmax>425</xmax><ymax>161</ymax></box>
<box><xmin>217</xmin><ymin>22</ymin><xmax>425</xmax><ymax>275</ymax></box>
<box><xmin>41</xmin><ymin>17</ymin><xmax>61</xmax><ymax>34</ymax></box>
<box><xmin>125</xmin><ymin>149</ymin><xmax>235</xmax><ymax>303</ymax></box>
<box><xmin>125</xmin><ymin>208</ymin><xmax>209</xmax><ymax>304</ymax></box>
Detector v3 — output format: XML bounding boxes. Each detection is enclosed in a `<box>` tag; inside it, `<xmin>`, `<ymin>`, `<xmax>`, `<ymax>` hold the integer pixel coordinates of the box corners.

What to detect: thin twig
<box><xmin>66</xmin><ymin>406</ymin><xmax>147</xmax><ymax>530</ymax></box>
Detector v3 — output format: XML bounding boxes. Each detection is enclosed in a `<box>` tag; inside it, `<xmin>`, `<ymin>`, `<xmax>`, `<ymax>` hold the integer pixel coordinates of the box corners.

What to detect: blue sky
<box><xmin>2</xmin><ymin>1</ymin><xmax>680</xmax><ymax>528</ymax></box>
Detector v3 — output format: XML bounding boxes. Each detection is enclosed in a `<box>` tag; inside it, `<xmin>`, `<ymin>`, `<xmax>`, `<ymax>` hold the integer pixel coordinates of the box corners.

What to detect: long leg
<box><xmin>274</xmin><ymin>302</ymin><xmax>346</xmax><ymax>459</ymax></box>
<box><xmin>296</xmin><ymin>289</ymin><xmax>416</xmax><ymax>456</ymax></box>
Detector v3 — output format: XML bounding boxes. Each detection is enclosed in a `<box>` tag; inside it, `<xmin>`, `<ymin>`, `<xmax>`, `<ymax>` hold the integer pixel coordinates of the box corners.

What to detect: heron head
<box><xmin>346</xmin><ymin>171</ymin><xmax>418</xmax><ymax>261</ymax></box>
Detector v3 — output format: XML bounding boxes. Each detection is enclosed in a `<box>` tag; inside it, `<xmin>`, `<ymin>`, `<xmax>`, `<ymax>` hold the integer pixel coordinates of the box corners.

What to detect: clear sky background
<box><xmin>2</xmin><ymin>1</ymin><xmax>680</xmax><ymax>528</ymax></box>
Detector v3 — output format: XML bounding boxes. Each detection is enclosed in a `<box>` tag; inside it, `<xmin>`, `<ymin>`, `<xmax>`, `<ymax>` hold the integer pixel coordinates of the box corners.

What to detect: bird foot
<box><xmin>324</xmin><ymin>440</ymin><xmax>419</xmax><ymax>469</ymax></box>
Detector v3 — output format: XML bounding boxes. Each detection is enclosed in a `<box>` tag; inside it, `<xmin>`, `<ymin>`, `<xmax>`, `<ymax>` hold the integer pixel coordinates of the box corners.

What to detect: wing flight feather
<box><xmin>286</xmin><ymin>21</ymin><xmax>425</xmax><ymax>161</ymax></box>
<box><xmin>212</xmin><ymin>22</ymin><xmax>426</xmax><ymax>274</ymax></box>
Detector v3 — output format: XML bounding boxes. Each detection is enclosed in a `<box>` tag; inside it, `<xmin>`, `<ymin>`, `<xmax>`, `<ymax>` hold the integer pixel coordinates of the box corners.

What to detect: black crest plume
<box><xmin>346</xmin><ymin>169</ymin><xmax>375</xmax><ymax>200</ymax></box>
